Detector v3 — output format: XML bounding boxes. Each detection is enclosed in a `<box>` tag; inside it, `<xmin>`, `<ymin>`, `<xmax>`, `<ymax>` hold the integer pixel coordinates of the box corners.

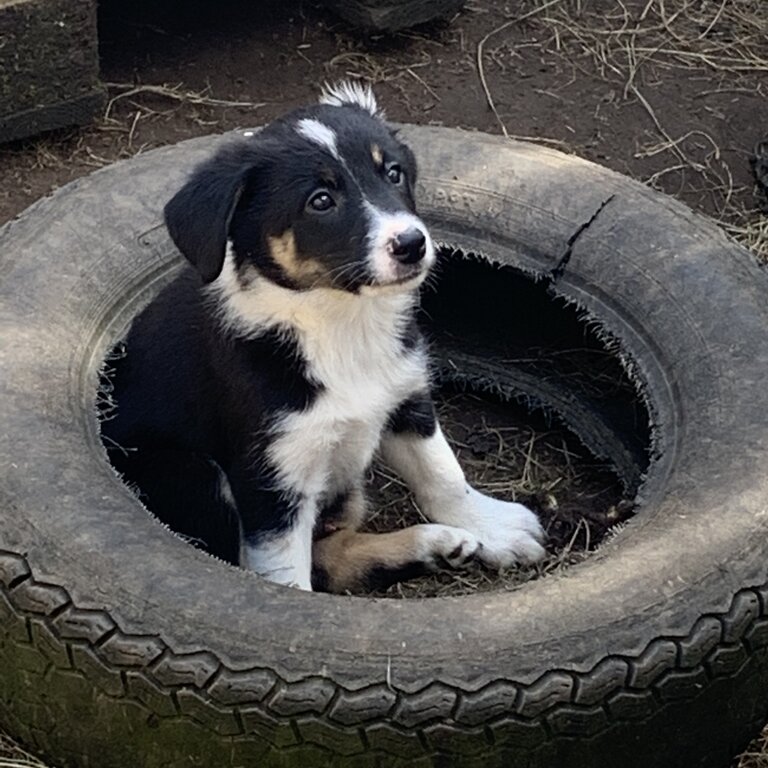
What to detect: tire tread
<box><xmin>2</xmin><ymin>550</ymin><xmax>767</xmax><ymax>763</ymax></box>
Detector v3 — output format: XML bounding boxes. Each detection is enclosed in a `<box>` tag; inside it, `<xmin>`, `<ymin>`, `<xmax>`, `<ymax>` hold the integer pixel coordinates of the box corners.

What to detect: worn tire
<box><xmin>321</xmin><ymin>0</ymin><xmax>465</xmax><ymax>31</ymax></box>
<box><xmin>1</xmin><ymin>125</ymin><xmax>768</xmax><ymax>768</ymax></box>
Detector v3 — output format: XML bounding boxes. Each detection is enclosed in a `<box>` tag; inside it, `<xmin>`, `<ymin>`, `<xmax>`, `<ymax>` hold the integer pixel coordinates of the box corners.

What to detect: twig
<box><xmin>127</xmin><ymin>109</ymin><xmax>141</xmax><ymax>149</ymax></box>
<box><xmin>406</xmin><ymin>68</ymin><xmax>440</xmax><ymax>101</ymax></box>
<box><xmin>104</xmin><ymin>83</ymin><xmax>266</xmax><ymax>120</ymax></box>
<box><xmin>696</xmin><ymin>0</ymin><xmax>729</xmax><ymax>40</ymax></box>
<box><xmin>476</xmin><ymin>0</ymin><xmax>564</xmax><ymax>138</ymax></box>
<box><xmin>630</xmin><ymin>84</ymin><xmax>704</xmax><ymax>171</ymax></box>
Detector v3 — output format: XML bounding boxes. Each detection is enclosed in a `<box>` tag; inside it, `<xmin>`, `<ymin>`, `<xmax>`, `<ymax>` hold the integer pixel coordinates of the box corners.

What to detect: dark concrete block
<box><xmin>0</xmin><ymin>0</ymin><xmax>104</xmax><ymax>143</ymax></box>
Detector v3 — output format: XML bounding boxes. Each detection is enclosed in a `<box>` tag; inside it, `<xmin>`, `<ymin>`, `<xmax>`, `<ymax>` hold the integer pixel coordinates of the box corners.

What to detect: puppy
<box><xmin>103</xmin><ymin>82</ymin><xmax>546</xmax><ymax>592</ymax></box>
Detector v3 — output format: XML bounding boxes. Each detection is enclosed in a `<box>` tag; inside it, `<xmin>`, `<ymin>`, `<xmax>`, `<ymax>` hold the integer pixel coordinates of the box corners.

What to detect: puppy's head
<box><xmin>164</xmin><ymin>82</ymin><xmax>434</xmax><ymax>293</ymax></box>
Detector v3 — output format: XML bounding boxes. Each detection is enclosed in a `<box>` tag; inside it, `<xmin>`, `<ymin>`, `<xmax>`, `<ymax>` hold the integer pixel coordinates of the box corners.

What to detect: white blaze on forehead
<box><xmin>319</xmin><ymin>80</ymin><xmax>383</xmax><ymax>118</ymax></box>
<box><xmin>296</xmin><ymin>118</ymin><xmax>338</xmax><ymax>157</ymax></box>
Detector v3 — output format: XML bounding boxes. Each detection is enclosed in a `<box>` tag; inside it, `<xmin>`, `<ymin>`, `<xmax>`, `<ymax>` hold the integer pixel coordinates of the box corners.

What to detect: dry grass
<box><xmin>0</xmin><ymin>81</ymin><xmax>266</xmax><ymax>182</ymax></box>
<box><xmin>0</xmin><ymin>735</ymin><xmax>49</xmax><ymax>768</ymax></box>
<box><xmin>739</xmin><ymin>727</ymin><xmax>768</xmax><ymax>768</ymax></box>
<box><xmin>468</xmin><ymin>0</ymin><xmax>768</xmax><ymax>261</ymax></box>
<box><xmin>722</xmin><ymin>200</ymin><xmax>768</xmax><ymax>263</ymax></box>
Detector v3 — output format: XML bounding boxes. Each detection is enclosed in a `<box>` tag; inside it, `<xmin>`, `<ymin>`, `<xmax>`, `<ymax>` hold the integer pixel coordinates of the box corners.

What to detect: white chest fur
<box><xmin>212</xmin><ymin>253</ymin><xmax>429</xmax><ymax>501</ymax></box>
<box><xmin>268</xmin><ymin>288</ymin><xmax>427</xmax><ymax>500</ymax></box>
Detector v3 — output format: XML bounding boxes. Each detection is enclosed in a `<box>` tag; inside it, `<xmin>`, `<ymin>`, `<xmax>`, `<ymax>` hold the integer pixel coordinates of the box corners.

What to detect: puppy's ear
<box><xmin>164</xmin><ymin>143</ymin><xmax>250</xmax><ymax>283</ymax></box>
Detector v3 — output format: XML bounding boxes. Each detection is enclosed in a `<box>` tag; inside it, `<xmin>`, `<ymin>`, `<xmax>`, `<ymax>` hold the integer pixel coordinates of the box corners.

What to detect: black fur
<box><xmin>102</xmin><ymin>96</ymin><xmax>435</xmax><ymax>578</ymax></box>
<box><xmin>364</xmin><ymin>561</ymin><xmax>429</xmax><ymax>592</ymax></box>
<box><xmin>164</xmin><ymin>105</ymin><xmax>420</xmax><ymax>292</ymax></box>
<box><xmin>387</xmin><ymin>392</ymin><xmax>437</xmax><ymax>437</ymax></box>
<box><xmin>105</xmin><ymin>270</ymin><xmax>322</xmax><ymax>556</ymax></box>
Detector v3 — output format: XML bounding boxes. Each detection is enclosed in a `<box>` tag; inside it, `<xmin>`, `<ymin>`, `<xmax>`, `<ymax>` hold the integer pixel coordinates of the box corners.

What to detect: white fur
<box><xmin>412</xmin><ymin>524</ymin><xmax>480</xmax><ymax>567</ymax></box>
<box><xmin>241</xmin><ymin>507</ymin><xmax>314</xmax><ymax>590</ymax></box>
<box><xmin>363</xmin><ymin>202</ymin><xmax>435</xmax><ymax>286</ymax></box>
<box><xmin>211</xmin><ymin>459</ymin><xmax>238</xmax><ymax>510</ymax></box>
<box><xmin>320</xmin><ymin>80</ymin><xmax>383</xmax><ymax>118</ymax></box>
<box><xmin>212</xmin><ymin>249</ymin><xmax>429</xmax><ymax>589</ymax></box>
<box><xmin>296</xmin><ymin>118</ymin><xmax>339</xmax><ymax>158</ymax></box>
<box><xmin>381</xmin><ymin>428</ymin><xmax>547</xmax><ymax>567</ymax></box>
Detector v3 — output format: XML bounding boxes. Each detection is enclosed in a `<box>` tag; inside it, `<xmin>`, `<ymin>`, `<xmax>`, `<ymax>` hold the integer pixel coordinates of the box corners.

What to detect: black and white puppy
<box><xmin>104</xmin><ymin>82</ymin><xmax>546</xmax><ymax>592</ymax></box>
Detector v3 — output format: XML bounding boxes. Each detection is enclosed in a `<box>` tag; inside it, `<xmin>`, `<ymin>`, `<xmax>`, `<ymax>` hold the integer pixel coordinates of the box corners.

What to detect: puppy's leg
<box><xmin>381</xmin><ymin>393</ymin><xmax>547</xmax><ymax>569</ymax></box>
<box><xmin>228</xmin><ymin>460</ymin><xmax>318</xmax><ymax>590</ymax></box>
<box><xmin>240</xmin><ymin>502</ymin><xmax>316</xmax><ymax>591</ymax></box>
<box><xmin>312</xmin><ymin>525</ymin><xmax>479</xmax><ymax>593</ymax></box>
<box><xmin>316</xmin><ymin>482</ymin><xmax>368</xmax><ymax>536</ymax></box>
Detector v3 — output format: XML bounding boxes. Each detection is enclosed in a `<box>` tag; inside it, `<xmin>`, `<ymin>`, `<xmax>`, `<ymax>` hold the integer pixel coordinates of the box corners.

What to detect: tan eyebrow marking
<box><xmin>371</xmin><ymin>144</ymin><xmax>383</xmax><ymax>167</ymax></box>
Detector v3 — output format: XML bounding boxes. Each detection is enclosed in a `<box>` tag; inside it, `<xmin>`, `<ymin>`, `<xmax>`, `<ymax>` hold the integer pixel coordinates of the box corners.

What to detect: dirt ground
<box><xmin>2</xmin><ymin>0</ymin><xmax>767</xmax><ymax>251</ymax></box>
<box><xmin>1</xmin><ymin>0</ymin><xmax>767</xmax><ymax>765</ymax></box>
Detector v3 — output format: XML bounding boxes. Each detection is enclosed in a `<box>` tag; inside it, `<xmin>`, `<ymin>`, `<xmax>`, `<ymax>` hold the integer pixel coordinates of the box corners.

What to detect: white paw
<box><xmin>461</xmin><ymin>487</ymin><xmax>546</xmax><ymax>569</ymax></box>
<box><xmin>416</xmin><ymin>524</ymin><xmax>481</xmax><ymax>569</ymax></box>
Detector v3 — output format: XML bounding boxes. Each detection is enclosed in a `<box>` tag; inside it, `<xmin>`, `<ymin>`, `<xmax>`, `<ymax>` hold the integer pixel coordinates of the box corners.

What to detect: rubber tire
<box><xmin>321</xmin><ymin>0</ymin><xmax>465</xmax><ymax>31</ymax></box>
<box><xmin>1</xmin><ymin>125</ymin><xmax>768</xmax><ymax>768</ymax></box>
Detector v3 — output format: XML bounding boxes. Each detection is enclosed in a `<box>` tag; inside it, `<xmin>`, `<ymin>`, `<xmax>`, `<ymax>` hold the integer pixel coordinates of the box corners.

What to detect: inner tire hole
<box><xmin>99</xmin><ymin>246</ymin><xmax>651</xmax><ymax>596</ymax></box>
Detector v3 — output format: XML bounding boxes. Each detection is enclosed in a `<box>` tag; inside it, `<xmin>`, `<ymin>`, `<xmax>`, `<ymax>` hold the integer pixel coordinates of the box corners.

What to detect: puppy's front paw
<box><xmin>462</xmin><ymin>487</ymin><xmax>546</xmax><ymax>569</ymax></box>
<box><xmin>417</xmin><ymin>524</ymin><xmax>480</xmax><ymax>570</ymax></box>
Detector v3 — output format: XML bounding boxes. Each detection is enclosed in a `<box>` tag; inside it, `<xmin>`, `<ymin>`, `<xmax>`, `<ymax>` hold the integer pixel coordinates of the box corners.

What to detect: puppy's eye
<box><xmin>307</xmin><ymin>190</ymin><xmax>335</xmax><ymax>213</ymax></box>
<box><xmin>386</xmin><ymin>163</ymin><xmax>404</xmax><ymax>185</ymax></box>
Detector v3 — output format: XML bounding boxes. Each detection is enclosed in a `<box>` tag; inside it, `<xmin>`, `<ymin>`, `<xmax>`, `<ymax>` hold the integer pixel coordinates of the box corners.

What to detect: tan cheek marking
<box><xmin>371</xmin><ymin>143</ymin><xmax>383</xmax><ymax>167</ymax></box>
<box><xmin>268</xmin><ymin>230</ymin><xmax>324</xmax><ymax>283</ymax></box>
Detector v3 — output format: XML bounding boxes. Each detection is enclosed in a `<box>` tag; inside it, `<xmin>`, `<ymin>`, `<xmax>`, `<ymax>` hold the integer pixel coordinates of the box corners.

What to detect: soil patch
<box><xmin>1</xmin><ymin>0</ymin><xmax>765</xmax><ymax>257</ymax></box>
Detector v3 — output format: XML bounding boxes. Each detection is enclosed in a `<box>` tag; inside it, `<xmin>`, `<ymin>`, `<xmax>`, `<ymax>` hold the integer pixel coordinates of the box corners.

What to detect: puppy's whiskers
<box><xmin>315</xmin><ymin>261</ymin><xmax>368</xmax><ymax>291</ymax></box>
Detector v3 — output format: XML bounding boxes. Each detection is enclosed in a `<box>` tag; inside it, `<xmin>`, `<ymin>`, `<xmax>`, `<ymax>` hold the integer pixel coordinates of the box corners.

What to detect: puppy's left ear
<box><xmin>164</xmin><ymin>143</ymin><xmax>250</xmax><ymax>283</ymax></box>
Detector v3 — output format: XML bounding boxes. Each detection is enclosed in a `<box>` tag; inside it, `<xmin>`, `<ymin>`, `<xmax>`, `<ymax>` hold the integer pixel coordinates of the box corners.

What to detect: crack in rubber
<box><xmin>550</xmin><ymin>194</ymin><xmax>616</xmax><ymax>282</ymax></box>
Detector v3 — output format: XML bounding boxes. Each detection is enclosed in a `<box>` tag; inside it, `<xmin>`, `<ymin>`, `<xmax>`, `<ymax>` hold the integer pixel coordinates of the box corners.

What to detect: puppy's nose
<box><xmin>391</xmin><ymin>228</ymin><xmax>427</xmax><ymax>265</ymax></box>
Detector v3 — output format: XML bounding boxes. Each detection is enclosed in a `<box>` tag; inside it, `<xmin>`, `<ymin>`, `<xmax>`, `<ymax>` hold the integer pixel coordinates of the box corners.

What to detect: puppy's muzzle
<box><xmin>391</xmin><ymin>227</ymin><xmax>427</xmax><ymax>265</ymax></box>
